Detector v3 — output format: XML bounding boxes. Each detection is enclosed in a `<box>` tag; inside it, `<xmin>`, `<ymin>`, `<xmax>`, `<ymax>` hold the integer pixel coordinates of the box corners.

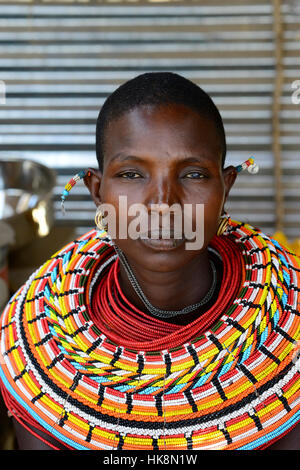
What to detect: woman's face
<box><xmin>89</xmin><ymin>103</ymin><xmax>236</xmax><ymax>272</ymax></box>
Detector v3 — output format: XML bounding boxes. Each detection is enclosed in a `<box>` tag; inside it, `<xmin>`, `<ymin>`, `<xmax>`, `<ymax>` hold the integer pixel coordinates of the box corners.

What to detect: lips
<box><xmin>139</xmin><ymin>237</ymin><xmax>185</xmax><ymax>251</ymax></box>
<box><xmin>138</xmin><ymin>228</ymin><xmax>186</xmax><ymax>251</ymax></box>
<box><xmin>139</xmin><ymin>229</ymin><xmax>184</xmax><ymax>240</ymax></box>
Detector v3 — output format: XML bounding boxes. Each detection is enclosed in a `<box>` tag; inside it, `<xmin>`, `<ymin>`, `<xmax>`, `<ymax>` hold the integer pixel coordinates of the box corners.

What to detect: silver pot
<box><xmin>0</xmin><ymin>159</ymin><xmax>56</xmax><ymax>249</ymax></box>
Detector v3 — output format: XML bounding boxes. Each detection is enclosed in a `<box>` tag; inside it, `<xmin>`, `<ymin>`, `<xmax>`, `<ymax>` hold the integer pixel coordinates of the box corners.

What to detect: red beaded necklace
<box><xmin>88</xmin><ymin>235</ymin><xmax>245</xmax><ymax>351</ymax></box>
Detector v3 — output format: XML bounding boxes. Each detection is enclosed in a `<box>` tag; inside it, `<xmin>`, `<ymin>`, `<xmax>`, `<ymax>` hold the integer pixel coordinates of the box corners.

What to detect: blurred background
<box><xmin>0</xmin><ymin>0</ymin><xmax>299</xmax><ymax>450</ymax></box>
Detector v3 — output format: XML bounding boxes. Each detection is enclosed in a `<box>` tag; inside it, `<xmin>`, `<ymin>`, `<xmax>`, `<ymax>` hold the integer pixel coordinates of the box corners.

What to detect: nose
<box><xmin>143</xmin><ymin>173</ymin><xmax>183</xmax><ymax>234</ymax></box>
<box><xmin>144</xmin><ymin>173</ymin><xmax>180</xmax><ymax>212</ymax></box>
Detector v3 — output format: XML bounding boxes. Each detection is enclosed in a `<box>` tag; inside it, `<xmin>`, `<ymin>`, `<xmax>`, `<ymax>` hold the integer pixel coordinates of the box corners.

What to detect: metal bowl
<box><xmin>0</xmin><ymin>159</ymin><xmax>56</xmax><ymax>249</ymax></box>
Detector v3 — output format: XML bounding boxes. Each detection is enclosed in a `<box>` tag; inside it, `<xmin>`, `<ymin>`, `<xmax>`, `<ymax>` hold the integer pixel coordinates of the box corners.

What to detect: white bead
<box><xmin>248</xmin><ymin>164</ymin><xmax>259</xmax><ymax>174</ymax></box>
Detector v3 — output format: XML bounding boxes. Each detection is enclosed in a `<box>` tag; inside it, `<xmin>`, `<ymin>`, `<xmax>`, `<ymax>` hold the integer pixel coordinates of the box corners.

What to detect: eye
<box><xmin>118</xmin><ymin>171</ymin><xmax>142</xmax><ymax>179</ymax></box>
<box><xmin>184</xmin><ymin>171</ymin><xmax>206</xmax><ymax>179</ymax></box>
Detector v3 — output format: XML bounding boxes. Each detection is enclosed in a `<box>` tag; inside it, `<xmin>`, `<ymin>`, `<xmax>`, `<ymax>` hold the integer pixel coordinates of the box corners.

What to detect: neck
<box><xmin>117</xmin><ymin>247</ymin><xmax>219</xmax><ymax>321</ymax></box>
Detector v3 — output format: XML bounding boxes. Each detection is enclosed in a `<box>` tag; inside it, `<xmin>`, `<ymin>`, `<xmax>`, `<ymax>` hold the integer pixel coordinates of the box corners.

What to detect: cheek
<box><xmin>205</xmin><ymin>196</ymin><xmax>224</xmax><ymax>239</ymax></box>
<box><xmin>184</xmin><ymin>185</ymin><xmax>224</xmax><ymax>238</ymax></box>
<box><xmin>101</xmin><ymin>178</ymin><xmax>143</xmax><ymax>206</ymax></box>
<box><xmin>100</xmin><ymin>181</ymin><xmax>146</xmax><ymax>241</ymax></box>
<box><xmin>204</xmin><ymin>202</ymin><xmax>223</xmax><ymax>240</ymax></box>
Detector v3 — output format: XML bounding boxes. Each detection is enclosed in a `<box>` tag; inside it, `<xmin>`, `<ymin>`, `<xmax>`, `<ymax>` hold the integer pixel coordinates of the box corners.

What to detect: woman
<box><xmin>0</xmin><ymin>72</ymin><xmax>299</xmax><ymax>450</ymax></box>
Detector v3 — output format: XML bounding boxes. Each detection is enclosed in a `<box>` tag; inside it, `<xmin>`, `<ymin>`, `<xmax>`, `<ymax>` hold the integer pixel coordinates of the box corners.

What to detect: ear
<box><xmin>83</xmin><ymin>168</ymin><xmax>103</xmax><ymax>207</ymax></box>
<box><xmin>222</xmin><ymin>165</ymin><xmax>237</xmax><ymax>207</ymax></box>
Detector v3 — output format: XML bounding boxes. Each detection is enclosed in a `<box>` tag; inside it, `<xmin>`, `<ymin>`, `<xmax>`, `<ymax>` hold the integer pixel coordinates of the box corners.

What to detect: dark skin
<box><xmin>88</xmin><ymin>104</ymin><xmax>235</xmax><ymax>325</ymax></box>
<box><xmin>12</xmin><ymin>103</ymin><xmax>299</xmax><ymax>449</ymax></box>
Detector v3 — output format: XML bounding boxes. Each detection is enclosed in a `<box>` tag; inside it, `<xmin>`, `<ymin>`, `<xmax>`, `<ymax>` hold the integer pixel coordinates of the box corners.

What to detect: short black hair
<box><xmin>96</xmin><ymin>72</ymin><xmax>226</xmax><ymax>172</ymax></box>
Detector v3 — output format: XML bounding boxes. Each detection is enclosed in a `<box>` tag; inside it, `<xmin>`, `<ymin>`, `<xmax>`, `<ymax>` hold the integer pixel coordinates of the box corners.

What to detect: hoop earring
<box><xmin>217</xmin><ymin>211</ymin><xmax>231</xmax><ymax>236</ymax></box>
<box><xmin>95</xmin><ymin>206</ymin><xmax>108</xmax><ymax>231</ymax></box>
<box><xmin>94</xmin><ymin>206</ymin><xmax>114</xmax><ymax>245</ymax></box>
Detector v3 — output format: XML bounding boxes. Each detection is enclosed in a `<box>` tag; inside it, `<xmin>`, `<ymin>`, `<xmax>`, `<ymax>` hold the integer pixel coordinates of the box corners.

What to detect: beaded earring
<box><xmin>60</xmin><ymin>169</ymin><xmax>91</xmax><ymax>215</ymax></box>
<box><xmin>235</xmin><ymin>156</ymin><xmax>259</xmax><ymax>174</ymax></box>
<box><xmin>60</xmin><ymin>169</ymin><xmax>113</xmax><ymax>245</ymax></box>
<box><xmin>215</xmin><ymin>157</ymin><xmax>259</xmax><ymax>237</ymax></box>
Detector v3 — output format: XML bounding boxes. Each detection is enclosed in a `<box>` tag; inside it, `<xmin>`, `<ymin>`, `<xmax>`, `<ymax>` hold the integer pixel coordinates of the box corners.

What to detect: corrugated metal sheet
<box><xmin>0</xmin><ymin>0</ymin><xmax>299</xmax><ymax>238</ymax></box>
<box><xmin>282</xmin><ymin>0</ymin><xmax>300</xmax><ymax>238</ymax></box>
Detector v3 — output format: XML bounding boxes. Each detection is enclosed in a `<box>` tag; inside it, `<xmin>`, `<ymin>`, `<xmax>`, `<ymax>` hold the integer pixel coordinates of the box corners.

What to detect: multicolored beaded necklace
<box><xmin>0</xmin><ymin>219</ymin><xmax>299</xmax><ymax>450</ymax></box>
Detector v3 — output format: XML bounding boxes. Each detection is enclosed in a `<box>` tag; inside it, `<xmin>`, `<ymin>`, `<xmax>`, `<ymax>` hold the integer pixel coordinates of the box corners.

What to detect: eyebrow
<box><xmin>109</xmin><ymin>153</ymin><xmax>211</xmax><ymax>165</ymax></box>
<box><xmin>110</xmin><ymin>154</ymin><xmax>144</xmax><ymax>164</ymax></box>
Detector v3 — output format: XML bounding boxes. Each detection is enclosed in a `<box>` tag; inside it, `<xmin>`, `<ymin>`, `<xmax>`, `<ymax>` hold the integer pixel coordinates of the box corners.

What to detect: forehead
<box><xmin>104</xmin><ymin>103</ymin><xmax>222</xmax><ymax>165</ymax></box>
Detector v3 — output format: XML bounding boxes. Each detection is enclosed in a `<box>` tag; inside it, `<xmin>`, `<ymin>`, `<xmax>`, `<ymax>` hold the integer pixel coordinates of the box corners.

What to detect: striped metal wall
<box><xmin>0</xmin><ymin>0</ymin><xmax>299</xmax><ymax>238</ymax></box>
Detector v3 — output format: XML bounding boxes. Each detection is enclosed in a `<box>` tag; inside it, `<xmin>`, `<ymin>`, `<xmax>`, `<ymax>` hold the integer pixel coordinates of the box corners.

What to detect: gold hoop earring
<box><xmin>217</xmin><ymin>211</ymin><xmax>231</xmax><ymax>236</ymax></box>
<box><xmin>94</xmin><ymin>206</ymin><xmax>114</xmax><ymax>245</ymax></box>
<box><xmin>95</xmin><ymin>206</ymin><xmax>108</xmax><ymax>232</ymax></box>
